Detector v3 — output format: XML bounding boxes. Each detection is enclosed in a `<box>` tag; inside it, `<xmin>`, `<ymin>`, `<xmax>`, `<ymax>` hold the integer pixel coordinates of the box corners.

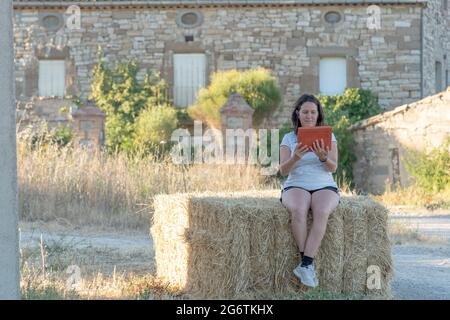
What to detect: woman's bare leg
<box><xmin>304</xmin><ymin>190</ymin><xmax>340</xmax><ymax>257</ymax></box>
<box><xmin>281</xmin><ymin>188</ymin><xmax>312</xmax><ymax>254</ymax></box>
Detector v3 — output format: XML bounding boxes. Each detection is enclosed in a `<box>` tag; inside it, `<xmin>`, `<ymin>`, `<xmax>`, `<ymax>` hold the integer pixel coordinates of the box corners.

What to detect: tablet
<box><xmin>297</xmin><ymin>126</ymin><xmax>332</xmax><ymax>151</ymax></box>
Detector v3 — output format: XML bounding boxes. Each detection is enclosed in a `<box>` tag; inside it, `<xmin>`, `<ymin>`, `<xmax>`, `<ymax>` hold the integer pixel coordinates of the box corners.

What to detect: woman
<box><xmin>279</xmin><ymin>93</ymin><xmax>340</xmax><ymax>288</ymax></box>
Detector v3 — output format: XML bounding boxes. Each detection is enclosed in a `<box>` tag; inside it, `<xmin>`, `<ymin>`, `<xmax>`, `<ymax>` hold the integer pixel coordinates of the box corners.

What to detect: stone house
<box><xmin>13</xmin><ymin>0</ymin><xmax>450</xmax><ymax>131</ymax></box>
<box><xmin>350</xmin><ymin>86</ymin><xmax>450</xmax><ymax>194</ymax></box>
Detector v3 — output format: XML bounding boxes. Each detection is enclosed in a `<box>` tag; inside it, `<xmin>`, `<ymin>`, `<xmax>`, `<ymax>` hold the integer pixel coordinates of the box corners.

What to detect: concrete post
<box><xmin>0</xmin><ymin>0</ymin><xmax>21</xmax><ymax>299</ymax></box>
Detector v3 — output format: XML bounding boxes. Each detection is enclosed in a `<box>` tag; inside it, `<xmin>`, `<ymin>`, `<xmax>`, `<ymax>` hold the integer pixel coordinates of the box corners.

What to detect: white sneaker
<box><xmin>293</xmin><ymin>263</ymin><xmax>318</xmax><ymax>288</ymax></box>
<box><xmin>293</xmin><ymin>263</ymin><xmax>303</xmax><ymax>281</ymax></box>
<box><xmin>312</xmin><ymin>264</ymin><xmax>319</xmax><ymax>287</ymax></box>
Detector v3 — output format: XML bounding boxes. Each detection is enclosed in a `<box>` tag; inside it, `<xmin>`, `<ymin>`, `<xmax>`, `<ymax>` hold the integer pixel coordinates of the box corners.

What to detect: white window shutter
<box><xmin>319</xmin><ymin>57</ymin><xmax>347</xmax><ymax>96</ymax></box>
<box><xmin>39</xmin><ymin>60</ymin><xmax>66</xmax><ymax>97</ymax></box>
<box><xmin>173</xmin><ymin>53</ymin><xmax>206</xmax><ymax>107</ymax></box>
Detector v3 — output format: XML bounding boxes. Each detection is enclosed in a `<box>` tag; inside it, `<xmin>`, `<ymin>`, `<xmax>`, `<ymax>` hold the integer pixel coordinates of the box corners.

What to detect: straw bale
<box><xmin>151</xmin><ymin>190</ymin><xmax>392</xmax><ymax>299</ymax></box>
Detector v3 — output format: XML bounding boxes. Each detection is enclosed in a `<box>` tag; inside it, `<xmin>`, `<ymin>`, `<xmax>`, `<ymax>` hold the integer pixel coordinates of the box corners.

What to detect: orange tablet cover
<box><xmin>297</xmin><ymin>126</ymin><xmax>332</xmax><ymax>151</ymax></box>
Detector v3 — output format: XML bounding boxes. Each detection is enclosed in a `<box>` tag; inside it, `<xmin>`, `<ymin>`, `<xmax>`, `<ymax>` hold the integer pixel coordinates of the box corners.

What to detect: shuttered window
<box><xmin>38</xmin><ymin>60</ymin><xmax>65</xmax><ymax>97</ymax></box>
<box><xmin>173</xmin><ymin>53</ymin><xmax>206</xmax><ymax>108</ymax></box>
<box><xmin>319</xmin><ymin>57</ymin><xmax>347</xmax><ymax>96</ymax></box>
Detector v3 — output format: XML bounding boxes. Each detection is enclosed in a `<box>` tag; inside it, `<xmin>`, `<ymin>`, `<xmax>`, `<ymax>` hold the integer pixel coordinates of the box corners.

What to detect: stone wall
<box><xmin>16</xmin><ymin>97</ymin><xmax>75</xmax><ymax>132</ymax></box>
<box><xmin>422</xmin><ymin>0</ymin><xmax>450</xmax><ymax>97</ymax></box>
<box><xmin>350</xmin><ymin>86</ymin><xmax>450</xmax><ymax>195</ymax></box>
<box><xmin>13</xmin><ymin>3</ymin><xmax>429</xmax><ymax>128</ymax></box>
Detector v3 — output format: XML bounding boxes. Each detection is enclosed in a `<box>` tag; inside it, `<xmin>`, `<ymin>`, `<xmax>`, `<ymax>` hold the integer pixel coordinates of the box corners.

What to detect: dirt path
<box><xmin>390</xmin><ymin>244</ymin><xmax>450</xmax><ymax>299</ymax></box>
<box><xmin>20</xmin><ymin>223</ymin><xmax>154</xmax><ymax>252</ymax></box>
<box><xmin>19</xmin><ymin>222</ymin><xmax>155</xmax><ymax>275</ymax></box>
<box><xmin>388</xmin><ymin>212</ymin><xmax>450</xmax><ymax>300</ymax></box>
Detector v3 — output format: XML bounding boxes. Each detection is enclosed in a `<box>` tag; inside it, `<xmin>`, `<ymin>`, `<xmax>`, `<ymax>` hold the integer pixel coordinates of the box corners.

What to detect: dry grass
<box><xmin>19</xmin><ymin>231</ymin><xmax>184</xmax><ymax>300</ymax></box>
<box><xmin>21</xmin><ymin>265</ymin><xmax>185</xmax><ymax>300</ymax></box>
<box><xmin>372</xmin><ymin>183</ymin><xmax>450</xmax><ymax>211</ymax></box>
<box><xmin>388</xmin><ymin>220</ymin><xmax>448</xmax><ymax>245</ymax></box>
<box><xmin>19</xmin><ymin>136</ymin><xmax>448</xmax><ymax>232</ymax></box>
<box><xmin>19</xmin><ymin>231</ymin><xmax>363</xmax><ymax>300</ymax></box>
<box><xmin>18</xmin><ymin>141</ymin><xmax>278</xmax><ymax>230</ymax></box>
<box><xmin>20</xmin><ymin>251</ymin><xmax>364</xmax><ymax>300</ymax></box>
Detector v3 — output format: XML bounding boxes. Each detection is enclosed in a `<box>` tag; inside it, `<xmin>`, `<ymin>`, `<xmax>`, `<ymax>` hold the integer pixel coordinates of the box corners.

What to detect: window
<box><xmin>324</xmin><ymin>11</ymin><xmax>342</xmax><ymax>24</ymax></box>
<box><xmin>173</xmin><ymin>53</ymin><xmax>206</xmax><ymax>108</ymax></box>
<box><xmin>319</xmin><ymin>57</ymin><xmax>347</xmax><ymax>95</ymax></box>
<box><xmin>435</xmin><ymin>61</ymin><xmax>443</xmax><ymax>93</ymax></box>
<box><xmin>39</xmin><ymin>13</ymin><xmax>63</xmax><ymax>31</ymax></box>
<box><xmin>176</xmin><ymin>10</ymin><xmax>203</xmax><ymax>29</ymax></box>
<box><xmin>181</xmin><ymin>13</ymin><xmax>198</xmax><ymax>26</ymax></box>
<box><xmin>38</xmin><ymin>60</ymin><xmax>65</xmax><ymax>97</ymax></box>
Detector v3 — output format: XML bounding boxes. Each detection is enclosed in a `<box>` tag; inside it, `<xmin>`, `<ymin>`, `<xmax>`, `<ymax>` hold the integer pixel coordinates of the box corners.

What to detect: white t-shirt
<box><xmin>280</xmin><ymin>131</ymin><xmax>338</xmax><ymax>190</ymax></box>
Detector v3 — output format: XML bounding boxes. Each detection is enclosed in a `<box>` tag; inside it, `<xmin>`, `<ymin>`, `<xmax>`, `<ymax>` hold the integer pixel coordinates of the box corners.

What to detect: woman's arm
<box><xmin>279</xmin><ymin>143</ymin><xmax>309</xmax><ymax>176</ymax></box>
<box><xmin>279</xmin><ymin>146</ymin><xmax>296</xmax><ymax>176</ymax></box>
<box><xmin>321</xmin><ymin>141</ymin><xmax>338</xmax><ymax>173</ymax></box>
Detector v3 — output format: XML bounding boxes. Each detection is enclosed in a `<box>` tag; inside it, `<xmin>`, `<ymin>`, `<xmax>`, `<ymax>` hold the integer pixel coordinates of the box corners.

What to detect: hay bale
<box><xmin>309</xmin><ymin>208</ymin><xmax>345</xmax><ymax>292</ymax></box>
<box><xmin>366</xmin><ymin>199</ymin><xmax>393</xmax><ymax>296</ymax></box>
<box><xmin>342</xmin><ymin>197</ymin><xmax>370</xmax><ymax>293</ymax></box>
<box><xmin>150</xmin><ymin>190</ymin><xmax>392</xmax><ymax>299</ymax></box>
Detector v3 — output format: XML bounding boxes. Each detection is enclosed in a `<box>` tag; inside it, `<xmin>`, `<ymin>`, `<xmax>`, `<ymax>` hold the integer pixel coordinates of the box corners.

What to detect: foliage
<box><xmin>404</xmin><ymin>137</ymin><xmax>450</xmax><ymax>193</ymax></box>
<box><xmin>187</xmin><ymin>67</ymin><xmax>282</xmax><ymax>128</ymax></box>
<box><xmin>89</xmin><ymin>49</ymin><xmax>176</xmax><ymax>155</ymax></box>
<box><xmin>19</xmin><ymin>121</ymin><xmax>73</xmax><ymax>150</ymax></box>
<box><xmin>317</xmin><ymin>88</ymin><xmax>383</xmax><ymax>185</ymax></box>
<box><xmin>134</xmin><ymin>104</ymin><xmax>179</xmax><ymax>156</ymax></box>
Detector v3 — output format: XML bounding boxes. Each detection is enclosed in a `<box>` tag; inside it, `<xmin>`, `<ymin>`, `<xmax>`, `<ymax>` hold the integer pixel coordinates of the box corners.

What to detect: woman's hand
<box><xmin>292</xmin><ymin>142</ymin><xmax>310</xmax><ymax>161</ymax></box>
<box><xmin>311</xmin><ymin>139</ymin><xmax>330</xmax><ymax>161</ymax></box>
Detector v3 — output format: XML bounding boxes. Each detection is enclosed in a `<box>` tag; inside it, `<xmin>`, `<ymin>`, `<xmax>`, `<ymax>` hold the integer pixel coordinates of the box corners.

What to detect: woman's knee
<box><xmin>290</xmin><ymin>207</ymin><xmax>309</xmax><ymax>223</ymax></box>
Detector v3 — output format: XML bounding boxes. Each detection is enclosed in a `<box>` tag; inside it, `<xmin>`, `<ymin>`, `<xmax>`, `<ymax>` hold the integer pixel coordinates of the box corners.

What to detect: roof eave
<box><xmin>13</xmin><ymin>0</ymin><xmax>429</xmax><ymax>10</ymax></box>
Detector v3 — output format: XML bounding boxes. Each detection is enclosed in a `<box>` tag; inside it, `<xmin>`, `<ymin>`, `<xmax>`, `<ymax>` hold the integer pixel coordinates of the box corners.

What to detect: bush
<box><xmin>52</xmin><ymin>123</ymin><xmax>73</xmax><ymax>147</ymax></box>
<box><xmin>317</xmin><ymin>88</ymin><xmax>382</xmax><ymax>186</ymax></box>
<box><xmin>90</xmin><ymin>49</ymin><xmax>171</xmax><ymax>155</ymax></box>
<box><xmin>404</xmin><ymin>137</ymin><xmax>450</xmax><ymax>193</ymax></box>
<box><xmin>19</xmin><ymin>121</ymin><xmax>73</xmax><ymax>150</ymax></box>
<box><xmin>175</xmin><ymin>108</ymin><xmax>193</xmax><ymax>124</ymax></box>
<box><xmin>104</xmin><ymin>113</ymin><xmax>136</xmax><ymax>154</ymax></box>
<box><xmin>187</xmin><ymin>67</ymin><xmax>282</xmax><ymax>128</ymax></box>
<box><xmin>134</xmin><ymin>104</ymin><xmax>179</xmax><ymax>156</ymax></box>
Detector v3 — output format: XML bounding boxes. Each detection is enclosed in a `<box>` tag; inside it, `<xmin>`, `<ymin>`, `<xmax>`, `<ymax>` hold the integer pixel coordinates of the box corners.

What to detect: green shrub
<box><xmin>21</xmin><ymin>121</ymin><xmax>73</xmax><ymax>150</ymax></box>
<box><xmin>104</xmin><ymin>113</ymin><xmax>136</xmax><ymax>153</ymax></box>
<box><xmin>187</xmin><ymin>67</ymin><xmax>282</xmax><ymax>128</ymax></box>
<box><xmin>90</xmin><ymin>49</ymin><xmax>172</xmax><ymax>155</ymax></box>
<box><xmin>52</xmin><ymin>123</ymin><xmax>73</xmax><ymax>147</ymax></box>
<box><xmin>317</xmin><ymin>88</ymin><xmax>382</xmax><ymax>186</ymax></box>
<box><xmin>404</xmin><ymin>137</ymin><xmax>450</xmax><ymax>192</ymax></box>
<box><xmin>175</xmin><ymin>108</ymin><xmax>193</xmax><ymax>124</ymax></box>
<box><xmin>134</xmin><ymin>104</ymin><xmax>179</xmax><ymax>155</ymax></box>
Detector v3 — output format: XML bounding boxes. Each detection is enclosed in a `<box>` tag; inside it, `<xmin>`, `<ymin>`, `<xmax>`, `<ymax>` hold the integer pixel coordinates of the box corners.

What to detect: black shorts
<box><xmin>280</xmin><ymin>186</ymin><xmax>340</xmax><ymax>204</ymax></box>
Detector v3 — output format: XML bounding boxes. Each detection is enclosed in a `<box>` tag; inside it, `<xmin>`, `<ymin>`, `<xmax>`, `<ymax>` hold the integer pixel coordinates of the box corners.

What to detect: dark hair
<box><xmin>291</xmin><ymin>93</ymin><xmax>325</xmax><ymax>133</ymax></box>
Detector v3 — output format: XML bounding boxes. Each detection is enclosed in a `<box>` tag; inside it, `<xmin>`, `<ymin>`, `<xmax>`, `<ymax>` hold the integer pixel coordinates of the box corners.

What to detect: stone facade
<box><xmin>422</xmin><ymin>0</ymin><xmax>450</xmax><ymax>97</ymax></box>
<box><xmin>350</xmin><ymin>86</ymin><xmax>450</xmax><ymax>195</ymax></box>
<box><xmin>16</xmin><ymin>97</ymin><xmax>75</xmax><ymax>132</ymax></box>
<box><xmin>12</xmin><ymin>0</ymin><xmax>450</xmax><ymax>129</ymax></box>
